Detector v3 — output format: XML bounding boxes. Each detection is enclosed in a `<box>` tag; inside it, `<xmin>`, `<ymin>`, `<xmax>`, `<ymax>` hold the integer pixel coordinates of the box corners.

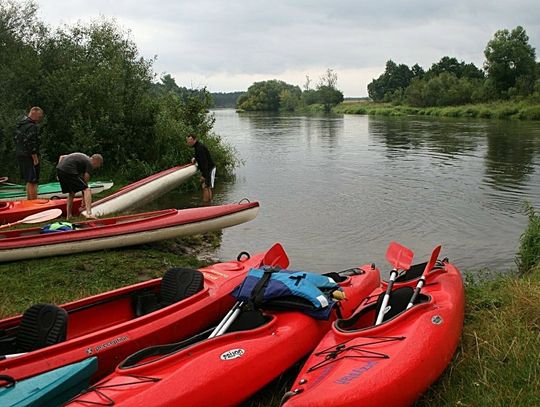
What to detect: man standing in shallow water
<box><xmin>186</xmin><ymin>134</ymin><xmax>216</xmax><ymax>204</ymax></box>
<box><xmin>14</xmin><ymin>106</ymin><xmax>44</xmax><ymax>200</ymax></box>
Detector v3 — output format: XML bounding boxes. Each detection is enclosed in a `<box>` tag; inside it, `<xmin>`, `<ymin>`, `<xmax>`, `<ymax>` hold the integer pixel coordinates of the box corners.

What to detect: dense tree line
<box><xmin>368</xmin><ymin>26</ymin><xmax>539</xmax><ymax>107</ymax></box>
<box><xmin>237</xmin><ymin>69</ymin><xmax>344</xmax><ymax>113</ymax></box>
<box><xmin>0</xmin><ymin>0</ymin><xmax>237</xmax><ymax>181</ymax></box>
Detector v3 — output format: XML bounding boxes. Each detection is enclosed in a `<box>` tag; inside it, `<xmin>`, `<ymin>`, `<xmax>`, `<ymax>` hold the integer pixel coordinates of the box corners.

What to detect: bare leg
<box><xmin>82</xmin><ymin>188</ymin><xmax>96</xmax><ymax>219</ymax></box>
<box><xmin>66</xmin><ymin>192</ymin><xmax>75</xmax><ymax>219</ymax></box>
<box><xmin>26</xmin><ymin>182</ymin><xmax>38</xmax><ymax>200</ymax></box>
<box><xmin>202</xmin><ymin>187</ymin><xmax>213</xmax><ymax>204</ymax></box>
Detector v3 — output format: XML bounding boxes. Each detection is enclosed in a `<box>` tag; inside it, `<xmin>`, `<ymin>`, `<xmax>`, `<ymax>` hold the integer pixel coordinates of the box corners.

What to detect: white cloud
<box><xmin>34</xmin><ymin>0</ymin><xmax>540</xmax><ymax>96</ymax></box>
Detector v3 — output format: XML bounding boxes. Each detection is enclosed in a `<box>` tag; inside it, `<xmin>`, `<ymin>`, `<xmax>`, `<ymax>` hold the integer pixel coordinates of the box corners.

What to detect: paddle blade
<box><xmin>262</xmin><ymin>243</ymin><xmax>289</xmax><ymax>269</ymax></box>
<box><xmin>386</xmin><ymin>241</ymin><xmax>414</xmax><ymax>271</ymax></box>
<box><xmin>22</xmin><ymin>208</ymin><xmax>63</xmax><ymax>224</ymax></box>
<box><xmin>423</xmin><ymin>245</ymin><xmax>442</xmax><ymax>275</ymax></box>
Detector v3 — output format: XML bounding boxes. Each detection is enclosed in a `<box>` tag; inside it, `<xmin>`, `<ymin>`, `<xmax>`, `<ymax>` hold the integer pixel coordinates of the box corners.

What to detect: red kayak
<box><xmin>282</xmin><ymin>244</ymin><xmax>465</xmax><ymax>407</ymax></box>
<box><xmin>0</xmin><ymin>199</ymin><xmax>83</xmax><ymax>224</ymax></box>
<box><xmin>0</xmin><ymin>201</ymin><xmax>259</xmax><ymax>262</ymax></box>
<box><xmin>65</xmin><ymin>264</ymin><xmax>381</xmax><ymax>407</ymax></box>
<box><xmin>0</xmin><ymin>243</ymin><xmax>288</xmax><ymax>384</ymax></box>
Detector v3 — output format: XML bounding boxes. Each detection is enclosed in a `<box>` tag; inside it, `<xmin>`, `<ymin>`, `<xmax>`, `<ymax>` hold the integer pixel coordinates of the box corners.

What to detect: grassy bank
<box><xmin>334</xmin><ymin>100</ymin><xmax>540</xmax><ymax>120</ymax></box>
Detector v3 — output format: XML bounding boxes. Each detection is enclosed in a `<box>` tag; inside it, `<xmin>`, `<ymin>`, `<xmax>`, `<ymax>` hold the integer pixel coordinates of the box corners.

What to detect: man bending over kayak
<box><xmin>56</xmin><ymin>153</ymin><xmax>103</xmax><ymax>219</ymax></box>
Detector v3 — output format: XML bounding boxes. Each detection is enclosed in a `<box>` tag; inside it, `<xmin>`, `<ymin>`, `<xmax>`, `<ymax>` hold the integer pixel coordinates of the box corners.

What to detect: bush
<box><xmin>516</xmin><ymin>204</ymin><xmax>540</xmax><ymax>274</ymax></box>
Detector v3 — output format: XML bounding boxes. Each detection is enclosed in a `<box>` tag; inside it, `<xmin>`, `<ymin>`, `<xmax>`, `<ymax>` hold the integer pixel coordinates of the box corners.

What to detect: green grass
<box><xmin>0</xmin><ymin>233</ymin><xmax>220</xmax><ymax>318</ymax></box>
<box><xmin>416</xmin><ymin>267</ymin><xmax>540</xmax><ymax>406</ymax></box>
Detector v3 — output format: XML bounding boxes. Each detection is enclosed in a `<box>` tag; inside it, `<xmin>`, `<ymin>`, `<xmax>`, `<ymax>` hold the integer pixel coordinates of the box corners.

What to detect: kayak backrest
<box><xmin>134</xmin><ymin>268</ymin><xmax>204</xmax><ymax>317</ymax></box>
<box><xmin>395</xmin><ymin>262</ymin><xmax>426</xmax><ymax>282</ymax></box>
<box><xmin>160</xmin><ymin>268</ymin><xmax>204</xmax><ymax>308</ymax></box>
<box><xmin>17</xmin><ymin>303</ymin><xmax>68</xmax><ymax>352</ymax></box>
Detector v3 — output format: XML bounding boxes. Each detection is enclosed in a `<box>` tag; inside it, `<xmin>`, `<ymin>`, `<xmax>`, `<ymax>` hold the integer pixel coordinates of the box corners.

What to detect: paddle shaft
<box><xmin>0</xmin><ymin>352</ymin><xmax>26</xmax><ymax>360</ymax></box>
<box><xmin>406</xmin><ymin>276</ymin><xmax>425</xmax><ymax>309</ymax></box>
<box><xmin>406</xmin><ymin>245</ymin><xmax>442</xmax><ymax>310</ymax></box>
<box><xmin>0</xmin><ymin>208</ymin><xmax>62</xmax><ymax>230</ymax></box>
<box><xmin>209</xmin><ymin>301</ymin><xmax>242</xmax><ymax>338</ymax></box>
<box><xmin>375</xmin><ymin>270</ymin><xmax>398</xmax><ymax>325</ymax></box>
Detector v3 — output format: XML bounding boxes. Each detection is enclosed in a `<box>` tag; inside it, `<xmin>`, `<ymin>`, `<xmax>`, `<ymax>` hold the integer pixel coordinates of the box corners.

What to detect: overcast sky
<box><xmin>34</xmin><ymin>0</ymin><xmax>540</xmax><ymax>97</ymax></box>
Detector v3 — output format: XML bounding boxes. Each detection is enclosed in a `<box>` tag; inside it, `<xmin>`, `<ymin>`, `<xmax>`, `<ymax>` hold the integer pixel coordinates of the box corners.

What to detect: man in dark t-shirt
<box><xmin>56</xmin><ymin>152</ymin><xmax>103</xmax><ymax>219</ymax></box>
<box><xmin>14</xmin><ymin>106</ymin><xmax>44</xmax><ymax>199</ymax></box>
<box><xmin>186</xmin><ymin>134</ymin><xmax>216</xmax><ymax>204</ymax></box>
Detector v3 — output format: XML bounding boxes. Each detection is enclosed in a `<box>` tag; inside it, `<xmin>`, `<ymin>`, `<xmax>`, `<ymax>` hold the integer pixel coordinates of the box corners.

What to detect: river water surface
<box><xmin>154</xmin><ymin>110</ymin><xmax>540</xmax><ymax>274</ymax></box>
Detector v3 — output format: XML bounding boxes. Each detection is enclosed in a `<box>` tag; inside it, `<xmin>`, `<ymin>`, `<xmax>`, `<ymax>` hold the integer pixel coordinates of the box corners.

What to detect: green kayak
<box><xmin>0</xmin><ymin>181</ymin><xmax>114</xmax><ymax>201</ymax></box>
<box><xmin>0</xmin><ymin>357</ymin><xmax>97</xmax><ymax>407</ymax></box>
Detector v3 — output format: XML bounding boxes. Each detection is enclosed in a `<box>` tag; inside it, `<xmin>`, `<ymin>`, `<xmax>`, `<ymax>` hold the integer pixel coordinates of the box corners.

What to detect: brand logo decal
<box><xmin>334</xmin><ymin>361</ymin><xmax>378</xmax><ymax>384</ymax></box>
<box><xmin>220</xmin><ymin>348</ymin><xmax>245</xmax><ymax>360</ymax></box>
<box><xmin>85</xmin><ymin>336</ymin><xmax>129</xmax><ymax>355</ymax></box>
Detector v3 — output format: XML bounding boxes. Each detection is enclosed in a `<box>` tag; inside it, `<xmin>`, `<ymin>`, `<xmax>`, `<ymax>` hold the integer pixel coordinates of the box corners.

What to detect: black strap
<box><xmin>250</xmin><ymin>267</ymin><xmax>280</xmax><ymax>306</ymax></box>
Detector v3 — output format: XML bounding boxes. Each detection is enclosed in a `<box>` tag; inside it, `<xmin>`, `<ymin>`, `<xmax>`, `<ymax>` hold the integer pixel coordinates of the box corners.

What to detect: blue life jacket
<box><xmin>41</xmin><ymin>222</ymin><xmax>75</xmax><ymax>233</ymax></box>
<box><xmin>231</xmin><ymin>267</ymin><xmax>342</xmax><ymax>320</ymax></box>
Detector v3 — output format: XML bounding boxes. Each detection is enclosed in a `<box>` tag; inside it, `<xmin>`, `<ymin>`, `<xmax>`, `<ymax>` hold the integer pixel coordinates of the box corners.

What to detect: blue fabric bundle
<box><xmin>231</xmin><ymin>267</ymin><xmax>342</xmax><ymax>320</ymax></box>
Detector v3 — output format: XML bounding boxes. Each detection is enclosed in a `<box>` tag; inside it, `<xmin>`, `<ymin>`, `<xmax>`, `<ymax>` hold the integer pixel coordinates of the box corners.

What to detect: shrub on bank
<box><xmin>516</xmin><ymin>204</ymin><xmax>540</xmax><ymax>274</ymax></box>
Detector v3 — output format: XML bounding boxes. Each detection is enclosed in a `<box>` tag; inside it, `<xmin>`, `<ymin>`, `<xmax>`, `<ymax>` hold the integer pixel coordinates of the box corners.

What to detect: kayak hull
<box><xmin>86</xmin><ymin>164</ymin><xmax>196</xmax><ymax>217</ymax></box>
<box><xmin>0</xmin><ymin>181</ymin><xmax>113</xmax><ymax>201</ymax></box>
<box><xmin>0</xmin><ymin>199</ymin><xmax>83</xmax><ymax>224</ymax></box>
<box><xmin>282</xmin><ymin>259</ymin><xmax>465</xmax><ymax>407</ymax></box>
<box><xmin>0</xmin><ymin>357</ymin><xmax>97</xmax><ymax>407</ymax></box>
<box><xmin>0</xmin><ymin>202</ymin><xmax>259</xmax><ymax>262</ymax></box>
<box><xmin>65</xmin><ymin>265</ymin><xmax>381</xmax><ymax>407</ymax></box>
<box><xmin>0</xmin><ymin>243</ymin><xmax>288</xmax><ymax>385</ymax></box>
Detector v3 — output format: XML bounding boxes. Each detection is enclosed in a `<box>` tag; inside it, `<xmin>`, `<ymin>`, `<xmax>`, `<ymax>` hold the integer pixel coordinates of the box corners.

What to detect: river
<box><xmin>154</xmin><ymin>109</ymin><xmax>540</xmax><ymax>274</ymax></box>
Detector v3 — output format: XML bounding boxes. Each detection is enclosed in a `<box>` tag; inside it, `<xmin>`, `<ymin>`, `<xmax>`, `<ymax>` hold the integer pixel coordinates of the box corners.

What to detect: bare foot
<box><xmin>83</xmin><ymin>213</ymin><xmax>98</xmax><ymax>220</ymax></box>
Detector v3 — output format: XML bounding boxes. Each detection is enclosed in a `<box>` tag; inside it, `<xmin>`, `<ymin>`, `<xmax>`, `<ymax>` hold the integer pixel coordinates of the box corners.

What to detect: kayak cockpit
<box><xmin>0</xmin><ymin>268</ymin><xmax>204</xmax><ymax>358</ymax></box>
<box><xmin>336</xmin><ymin>287</ymin><xmax>431</xmax><ymax>332</ymax></box>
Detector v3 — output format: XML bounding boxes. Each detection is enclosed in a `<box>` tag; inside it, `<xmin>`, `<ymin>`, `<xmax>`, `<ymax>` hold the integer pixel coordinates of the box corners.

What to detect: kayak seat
<box><xmin>227</xmin><ymin>308</ymin><xmax>269</xmax><ymax>333</ymax></box>
<box><xmin>374</xmin><ymin>287</ymin><xmax>415</xmax><ymax>323</ymax></box>
<box><xmin>7</xmin><ymin>304</ymin><xmax>68</xmax><ymax>353</ymax></box>
<box><xmin>336</xmin><ymin>289</ymin><xmax>429</xmax><ymax>331</ymax></box>
<box><xmin>134</xmin><ymin>268</ymin><xmax>204</xmax><ymax>317</ymax></box>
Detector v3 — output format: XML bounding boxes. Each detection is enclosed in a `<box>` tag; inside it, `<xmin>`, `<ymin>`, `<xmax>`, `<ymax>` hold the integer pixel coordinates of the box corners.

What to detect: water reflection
<box><xmin>368</xmin><ymin>117</ymin><xmax>480</xmax><ymax>160</ymax></box>
<box><xmin>484</xmin><ymin>121</ymin><xmax>539</xmax><ymax>189</ymax></box>
<box><xmin>150</xmin><ymin>110</ymin><xmax>540</xmax><ymax>272</ymax></box>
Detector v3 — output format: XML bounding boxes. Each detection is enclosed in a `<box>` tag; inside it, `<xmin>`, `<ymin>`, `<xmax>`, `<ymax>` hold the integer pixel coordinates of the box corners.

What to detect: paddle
<box><xmin>0</xmin><ymin>176</ymin><xmax>8</xmax><ymax>184</ymax></box>
<box><xmin>375</xmin><ymin>241</ymin><xmax>414</xmax><ymax>325</ymax></box>
<box><xmin>406</xmin><ymin>245</ymin><xmax>441</xmax><ymax>310</ymax></box>
<box><xmin>0</xmin><ymin>208</ymin><xmax>63</xmax><ymax>230</ymax></box>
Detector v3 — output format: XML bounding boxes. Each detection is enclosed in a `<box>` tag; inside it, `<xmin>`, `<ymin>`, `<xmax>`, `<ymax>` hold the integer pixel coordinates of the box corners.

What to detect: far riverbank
<box><xmin>334</xmin><ymin>100</ymin><xmax>540</xmax><ymax>120</ymax></box>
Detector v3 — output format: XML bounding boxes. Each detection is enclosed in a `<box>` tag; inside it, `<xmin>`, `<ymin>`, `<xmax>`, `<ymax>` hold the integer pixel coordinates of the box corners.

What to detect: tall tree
<box><xmin>236</xmin><ymin>80</ymin><xmax>301</xmax><ymax>111</ymax></box>
<box><xmin>0</xmin><ymin>0</ymin><xmax>46</xmax><ymax>174</ymax></box>
<box><xmin>484</xmin><ymin>26</ymin><xmax>537</xmax><ymax>96</ymax></box>
<box><xmin>367</xmin><ymin>60</ymin><xmax>414</xmax><ymax>102</ymax></box>
<box><xmin>316</xmin><ymin>69</ymin><xmax>343</xmax><ymax>112</ymax></box>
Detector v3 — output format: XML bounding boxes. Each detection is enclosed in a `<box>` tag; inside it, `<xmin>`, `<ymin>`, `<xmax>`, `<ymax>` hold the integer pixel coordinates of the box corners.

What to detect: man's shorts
<box><xmin>17</xmin><ymin>155</ymin><xmax>40</xmax><ymax>183</ymax></box>
<box><xmin>203</xmin><ymin>167</ymin><xmax>216</xmax><ymax>188</ymax></box>
<box><xmin>57</xmin><ymin>169</ymin><xmax>88</xmax><ymax>194</ymax></box>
